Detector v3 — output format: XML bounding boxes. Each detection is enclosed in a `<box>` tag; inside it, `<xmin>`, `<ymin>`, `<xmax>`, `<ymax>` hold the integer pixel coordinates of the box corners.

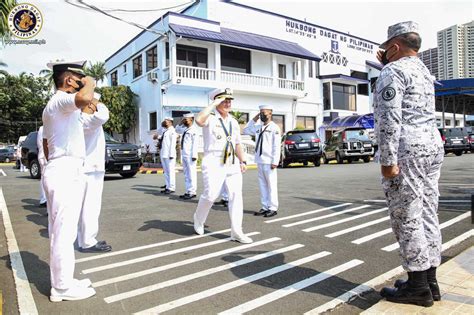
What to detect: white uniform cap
<box><xmin>164</xmin><ymin>116</ymin><xmax>173</xmax><ymax>121</ymax></box>
<box><xmin>259</xmin><ymin>105</ymin><xmax>273</xmax><ymax>111</ymax></box>
<box><xmin>47</xmin><ymin>60</ymin><xmax>87</xmax><ymax>76</ymax></box>
<box><xmin>209</xmin><ymin>88</ymin><xmax>234</xmax><ymax>101</ymax></box>
<box><xmin>183</xmin><ymin>113</ymin><xmax>194</xmax><ymax>118</ymax></box>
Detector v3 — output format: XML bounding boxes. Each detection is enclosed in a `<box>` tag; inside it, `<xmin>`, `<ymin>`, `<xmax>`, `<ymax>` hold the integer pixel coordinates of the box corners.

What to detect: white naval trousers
<box><xmin>43</xmin><ymin>157</ymin><xmax>85</xmax><ymax>290</ymax></box>
<box><xmin>182</xmin><ymin>157</ymin><xmax>197</xmax><ymax>195</ymax></box>
<box><xmin>257</xmin><ymin>163</ymin><xmax>279</xmax><ymax>211</ymax></box>
<box><xmin>39</xmin><ymin>160</ymin><xmax>47</xmax><ymax>204</ymax></box>
<box><xmin>194</xmin><ymin>153</ymin><xmax>245</xmax><ymax>238</ymax></box>
<box><xmin>78</xmin><ymin>171</ymin><xmax>105</xmax><ymax>248</ymax></box>
<box><xmin>161</xmin><ymin>157</ymin><xmax>176</xmax><ymax>191</ymax></box>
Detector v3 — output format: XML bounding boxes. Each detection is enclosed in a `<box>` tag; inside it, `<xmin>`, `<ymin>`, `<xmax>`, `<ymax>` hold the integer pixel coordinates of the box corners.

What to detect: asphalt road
<box><xmin>0</xmin><ymin>153</ymin><xmax>473</xmax><ymax>314</ymax></box>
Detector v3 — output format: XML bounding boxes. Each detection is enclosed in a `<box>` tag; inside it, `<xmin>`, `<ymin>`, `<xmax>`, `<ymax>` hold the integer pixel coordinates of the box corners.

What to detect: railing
<box><xmin>278</xmin><ymin>78</ymin><xmax>305</xmax><ymax>91</ymax></box>
<box><xmin>221</xmin><ymin>71</ymin><xmax>273</xmax><ymax>87</ymax></box>
<box><xmin>176</xmin><ymin>65</ymin><xmax>216</xmax><ymax>80</ymax></box>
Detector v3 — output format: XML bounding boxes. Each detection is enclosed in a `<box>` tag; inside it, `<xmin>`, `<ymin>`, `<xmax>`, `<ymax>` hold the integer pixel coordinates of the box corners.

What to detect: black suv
<box><xmin>438</xmin><ymin>127</ymin><xmax>469</xmax><ymax>156</ymax></box>
<box><xmin>21</xmin><ymin>131</ymin><xmax>141</xmax><ymax>179</ymax></box>
<box><xmin>323</xmin><ymin>127</ymin><xmax>373</xmax><ymax>164</ymax></box>
<box><xmin>280</xmin><ymin>130</ymin><xmax>322</xmax><ymax>168</ymax></box>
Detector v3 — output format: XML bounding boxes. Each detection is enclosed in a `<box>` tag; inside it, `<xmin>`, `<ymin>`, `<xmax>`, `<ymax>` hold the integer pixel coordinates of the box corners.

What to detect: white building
<box><xmin>418</xmin><ymin>48</ymin><xmax>439</xmax><ymax>79</ymax></box>
<box><xmin>437</xmin><ymin>21</ymin><xmax>474</xmax><ymax>80</ymax></box>
<box><xmin>104</xmin><ymin>0</ymin><xmax>383</xmax><ymax>149</ymax></box>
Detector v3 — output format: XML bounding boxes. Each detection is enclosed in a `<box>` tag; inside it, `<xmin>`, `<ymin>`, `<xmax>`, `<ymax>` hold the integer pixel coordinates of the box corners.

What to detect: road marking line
<box><xmin>364</xmin><ymin>199</ymin><xmax>471</xmax><ymax>203</ymax></box>
<box><xmin>104</xmin><ymin>244</ymin><xmax>304</xmax><ymax>303</ymax></box>
<box><xmin>283</xmin><ymin>205</ymin><xmax>371</xmax><ymax>228</ymax></box>
<box><xmin>0</xmin><ymin>169</ymin><xmax>6</xmax><ymax>176</ymax></box>
<box><xmin>264</xmin><ymin>203</ymin><xmax>352</xmax><ymax>223</ymax></box>
<box><xmin>303</xmin><ymin>208</ymin><xmax>388</xmax><ymax>233</ymax></box>
<box><xmin>76</xmin><ymin>228</ymin><xmax>232</xmax><ymax>263</ymax></box>
<box><xmin>93</xmin><ymin>236</ymin><xmax>276</xmax><ymax>288</ymax></box>
<box><xmin>134</xmin><ymin>251</ymin><xmax>332</xmax><ymax>314</ymax></box>
<box><xmin>326</xmin><ymin>216</ymin><xmax>390</xmax><ymax>238</ymax></box>
<box><xmin>83</xmin><ymin>232</ymin><xmax>260</xmax><ymax>274</ymax></box>
<box><xmin>351</xmin><ymin>228</ymin><xmax>392</xmax><ymax>244</ymax></box>
<box><xmin>219</xmin><ymin>259</ymin><xmax>364</xmax><ymax>315</ymax></box>
<box><xmin>0</xmin><ymin>187</ymin><xmax>38</xmax><ymax>314</ymax></box>
<box><xmin>381</xmin><ymin>212</ymin><xmax>471</xmax><ymax>252</ymax></box>
<box><xmin>304</xmin><ymin>229</ymin><xmax>474</xmax><ymax>315</ymax></box>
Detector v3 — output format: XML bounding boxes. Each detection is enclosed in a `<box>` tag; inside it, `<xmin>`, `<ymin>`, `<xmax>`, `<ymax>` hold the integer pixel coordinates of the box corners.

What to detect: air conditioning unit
<box><xmin>147</xmin><ymin>71</ymin><xmax>158</xmax><ymax>82</ymax></box>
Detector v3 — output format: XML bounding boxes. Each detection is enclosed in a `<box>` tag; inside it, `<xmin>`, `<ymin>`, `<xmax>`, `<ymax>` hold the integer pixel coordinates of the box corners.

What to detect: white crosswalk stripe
<box><xmin>134</xmin><ymin>251</ymin><xmax>332</xmax><ymax>314</ymax></box>
<box><xmin>381</xmin><ymin>212</ymin><xmax>471</xmax><ymax>252</ymax></box>
<box><xmin>92</xmin><ymin>234</ymin><xmax>271</xmax><ymax>288</ymax></box>
<box><xmin>76</xmin><ymin>229</ymin><xmax>231</xmax><ymax>263</ymax></box>
<box><xmin>264</xmin><ymin>203</ymin><xmax>352</xmax><ymax>223</ymax></box>
<box><xmin>104</xmin><ymin>244</ymin><xmax>304</xmax><ymax>303</ymax></box>
<box><xmin>83</xmin><ymin>232</ymin><xmax>260</xmax><ymax>274</ymax></box>
<box><xmin>325</xmin><ymin>216</ymin><xmax>390</xmax><ymax>238</ymax></box>
<box><xmin>219</xmin><ymin>259</ymin><xmax>364</xmax><ymax>315</ymax></box>
<box><xmin>283</xmin><ymin>205</ymin><xmax>371</xmax><ymax>228</ymax></box>
<box><xmin>303</xmin><ymin>207</ymin><xmax>388</xmax><ymax>233</ymax></box>
<box><xmin>351</xmin><ymin>228</ymin><xmax>392</xmax><ymax>244</ymax></box>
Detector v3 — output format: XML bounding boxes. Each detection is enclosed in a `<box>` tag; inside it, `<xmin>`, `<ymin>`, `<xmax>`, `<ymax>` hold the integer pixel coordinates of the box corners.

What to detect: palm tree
<box><xmin>84</xmin><ymin>61</ymin><xmax>107</xmax><ymax>83</ymax></box>
<box><xmin>1</xmin><ymin>0</ymin><xmax>17</xmax><ymax>41</ymax></box>
<box><xmin>39</xmin><ymin>68</ymin><xmax>54</xmax><ymax>90</ymax></box>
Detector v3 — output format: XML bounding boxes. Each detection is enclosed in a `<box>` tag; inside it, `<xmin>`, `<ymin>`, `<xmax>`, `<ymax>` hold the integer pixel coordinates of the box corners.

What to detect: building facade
<box><xmin>437</xmin><ymin>21</ymin><xmax>474</xmax><ymax>80</ymax></box>
<box><xmin>104</xmin><ymin>0</ymin><xmax>384</xmax><ymax>149</ymax></box>
<box><xmin>418</xmin><ymin>48</ymin><xmax>439</xmax><ymax>79</ymax></box>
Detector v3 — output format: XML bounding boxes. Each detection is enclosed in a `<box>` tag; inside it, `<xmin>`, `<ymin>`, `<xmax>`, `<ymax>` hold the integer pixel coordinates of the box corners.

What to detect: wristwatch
<box><xmin>240</xmin><ymin>161</ymin><xmax>247</xmax><ymax>165</ymax></box>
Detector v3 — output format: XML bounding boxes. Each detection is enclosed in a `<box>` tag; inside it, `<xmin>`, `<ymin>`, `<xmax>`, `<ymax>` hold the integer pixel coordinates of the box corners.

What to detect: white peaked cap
<box><xmin>259</xmin><ymin>105</ymin><xmax>273</xmax><ymax>111</ymax></box>
<box><xmin>183</xmin><ymin>113</ymin><xmax>194</xmax><ymax>118</ymax></box>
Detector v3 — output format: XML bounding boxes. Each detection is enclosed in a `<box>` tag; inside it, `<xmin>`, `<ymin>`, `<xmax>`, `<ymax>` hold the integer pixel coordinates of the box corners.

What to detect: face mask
<box><xmin>183</xmin><ymin>120</ymin><xmax>191</xmax><ymax>127</ymax></box>
<box><xmin>381</xmin><ymin>45</ymin><xmax>395</xmax><ymax>65</ymax></box>
<box><xmin>74</xmin><ymin>80</ymin><xmax>84</xmax><ymax>91</ymax></box>
<box><xmin>161</xmin><ymin>121</ymin><xmax>167</xmax><ymax>128</ymax></box>
<box><xmin>260</xmin><ymin>112</ymin><xmax>269</xmax><ymax>122</ymax></box>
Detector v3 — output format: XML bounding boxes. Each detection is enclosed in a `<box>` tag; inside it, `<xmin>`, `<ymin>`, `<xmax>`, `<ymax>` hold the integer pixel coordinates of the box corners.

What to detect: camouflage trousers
<box><xmin>381</xmin><ymin>150</ymin><xmax>444</xmax><ymax>272</ymax></box>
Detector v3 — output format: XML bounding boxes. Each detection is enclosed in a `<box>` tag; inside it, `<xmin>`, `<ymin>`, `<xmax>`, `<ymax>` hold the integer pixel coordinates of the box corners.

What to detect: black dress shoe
<box><xmin>39</xmin><ymin>202</ymin><xmax>47</xmax><ymax>208</ymax></box>
<box><xmin>161</xmin><ymin>189</ymin><xmax>174</xmax><ymax>194</ymax></box>
<box><xmin>159</xmin><ymin>185</ymin><xmax>166</xmax><ymax>189</ymax></box>
<box><xmin>263</xmin><ymin>210</ymin><xmax>278</xmax><ymax>217</ymax></box>
<box><xmin>254</xmin><ymin>209</ymin><xmax>269</xmax><ymax>216</ymax></box>
<box><xmin>394</xmin><ymin>279</ymin><xmax>441</xmax><ymax>301</ymax></box>
<box><xmin>380</xmin><ymin>271</ymin><xmax>434</xmax><ymax>307</ymax></box>
<box><xmin>221</xmin><ymin>200</ymin><xmax>228</xmax><ymax>207</ymax></box>
<box><xmin>79</xmin><ymin>242</ymin><xmax>112</xmax><ymax>253</ymax></box>
<box><xmin>179</xmin><ymin>194</ymin><xmax>189</xmax><ymax>199</ymax></box>
<box><xmin>183</xmin><ymin>194</ymin><xmax>196</xmax><ymax>200</ymax></box>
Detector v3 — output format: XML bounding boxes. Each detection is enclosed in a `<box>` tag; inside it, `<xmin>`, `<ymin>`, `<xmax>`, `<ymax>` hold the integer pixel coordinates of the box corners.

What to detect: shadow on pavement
<box><xmin>138</xmin><ymin>219</ymin><xmax>198</xmax><ymax>236</ymax></box>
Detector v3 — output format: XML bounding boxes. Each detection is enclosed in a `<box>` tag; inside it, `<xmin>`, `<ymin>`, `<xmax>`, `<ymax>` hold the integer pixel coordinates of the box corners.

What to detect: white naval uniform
<box><xmin>42</xmin><ymin>90</ymin><xmax>86</xmax><ymax>290</ymax></box>
<box><xmin>37</xmin><ymin>126</ymin><xmax>47</xmax><ymax>205</ymax></box>
<box><xmin>194</xmin><ymin>111</ymin><xmax>246</xmax><ymax>238</ymax></box>
<box><xmin>176</xmin><ymin>124</ymin><xmax>198</xmax><ymax>195</ymax></box>
<box><xmin>78</xmin><ymin>103</ymin><xmax>109</xmax><ymax>249</ymax></box>
<box><xmin>243</xmin><ymin>120</ymin><xmax>281</xmax><ymax>211</ymax></box>
<box><xmin>160</xmin><ymin>126</ymin><xmax>177</xmax><ymax>191</ymax></box>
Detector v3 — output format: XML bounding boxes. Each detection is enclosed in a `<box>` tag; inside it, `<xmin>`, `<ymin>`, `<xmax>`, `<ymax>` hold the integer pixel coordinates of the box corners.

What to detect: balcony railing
<box><xmin>172</xmin><ymin>65</ymin><xmax>304</xmax><ymax>92</ymax></box>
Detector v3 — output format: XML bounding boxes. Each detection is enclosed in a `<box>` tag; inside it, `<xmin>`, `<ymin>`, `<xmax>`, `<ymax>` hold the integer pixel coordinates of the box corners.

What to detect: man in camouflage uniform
<box><xmin>374</xmin><ymin>21</ymin><xmax>444</xmax><ymax>307</ymax></box>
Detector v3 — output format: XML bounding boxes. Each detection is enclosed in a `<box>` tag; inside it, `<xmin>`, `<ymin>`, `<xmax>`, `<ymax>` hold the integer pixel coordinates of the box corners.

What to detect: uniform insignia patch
<box><xmin>382</xmin><ymin>87</ymin><xmax>396</xmax><ymax>101</ymax></box>
<box><xmin>217</xmin><ymin>135</ymin><xmax>222</xmax><ymax>139</ymax></box>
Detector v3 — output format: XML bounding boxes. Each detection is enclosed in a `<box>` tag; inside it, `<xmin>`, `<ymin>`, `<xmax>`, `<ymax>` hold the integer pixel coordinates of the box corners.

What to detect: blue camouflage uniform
<box><xmin>374</xmin><ymin>55</ymin><xmax>444</xmax><ymax>272</ymax></box>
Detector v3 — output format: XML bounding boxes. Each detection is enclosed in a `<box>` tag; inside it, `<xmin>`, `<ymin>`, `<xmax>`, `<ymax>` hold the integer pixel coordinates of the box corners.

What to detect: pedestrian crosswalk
<box><xmin>74</xmin><ymin>201</ymin><xmax>471</xmax><ymax>314</ymax></box>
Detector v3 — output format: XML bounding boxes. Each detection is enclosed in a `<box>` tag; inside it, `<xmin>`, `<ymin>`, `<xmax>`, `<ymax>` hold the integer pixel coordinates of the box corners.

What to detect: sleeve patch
<box><xmin>381</xmin><ymin>87</ymin><xmax>396</xmax><ymax>101</ymax></box>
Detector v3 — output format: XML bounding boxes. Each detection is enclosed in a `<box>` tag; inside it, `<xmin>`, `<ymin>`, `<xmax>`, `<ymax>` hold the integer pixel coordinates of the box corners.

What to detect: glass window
<box><xmin>146</xmin><ymin>46</ymin><xmax>157</xmax><ymax>72</ymax></box>
<box><xmin>332</xmin><ymin>83</ymin><xmax>357</xmax><ymax>111</ymax></box>
<box><xmin>286</xmin><ymin>132</ymin><xmax>319</xmax><ymax>141</ymax></box>
<box><xmin>221</xmin><ymin>45</ymin><xmax>250</xmax><ymax>73</ymax></box>
<box><xmin>296</xmin><ymin>116</ymin><xmax>316</xmax><ymax>130</ymax></box>
<box><xmin>323</xmin><ymin>82</ymin><xmax>331</xmax><ymax>110</ymax></box>
<box><xmin>278</xmin><ymin>64</ymin><xmax>286</xmax><ymax>79</ymax></box>
<box><xmin>345</xmin><ymin>129</ymin><xmax>370</xmax><ymax>141</ymax></box>
<box><xmin>308</xmin><ymin>61</ymin><xmax>313</xmax><ymax>78</ymax></box>
<box><xmin>358</xmin><ymin>84</ymin><xmax>369</xmax><ymax>96</ymax></box>
<box><xmin>123</xmin><ymin>64</ymin><xmax>127</xmax><ymax>73</ymax></box>
<box><xmin>110</xmin><ymin>71</ymin><xmax>118</xmax><ymax>86</ymax></box>
<box><xmin>273</xmin><ymin>114</ymin><xmax>285</xmax><ymax>133</ymax></box>
<box><xmin>149</xmin><ymin>112</ymin><xmax>157</xmax><ymax>130</ymax></box>
<box><xmin>176</xmin><ymin>44</ymin><xmax>208</xmax><ymax>68</ymax></box>
<box><xmin>133</xmin><ymin>55</ymin><xmax>142</xmax><ymax>78</ymax></box>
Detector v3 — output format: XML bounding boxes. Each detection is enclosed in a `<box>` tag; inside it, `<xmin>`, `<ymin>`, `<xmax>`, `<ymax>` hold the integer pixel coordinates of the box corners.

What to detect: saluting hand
<box><xmin>253</xmin><ymin>113</ymin><xmax>260</xmax><ymax>122</ymax></box>
<box><xmin>376</xmin><ymin>50</ymin><xmax>384</xmax><ymax>64</ymax></box>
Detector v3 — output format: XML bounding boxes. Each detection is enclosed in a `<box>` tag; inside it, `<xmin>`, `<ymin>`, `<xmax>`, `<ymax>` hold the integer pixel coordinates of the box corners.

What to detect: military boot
<box><xmin>394</xmin><ymin>267</ymin><xmax>441</xmax><ymax>301</ymax></box>
<box><xmin>380</xmin><ymin>270</ymin><xmax>434</xmax><ymax>307</ymax></box>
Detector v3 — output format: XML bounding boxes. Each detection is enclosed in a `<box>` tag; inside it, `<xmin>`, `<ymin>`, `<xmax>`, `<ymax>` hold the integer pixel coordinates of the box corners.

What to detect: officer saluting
<box><xmin>192</xmin><ymin>88</ymin><xmax>253</xmax><ymax>244</ymax></box>
<box><xmin>243</xmin><ymin>105</ymin><xmax>281</xmax><ymax>217</ymax></box>
<box><xmin>374</xmin><ymin>22</ymin><xmax>444</xmax><ymax>307</ymax></box>
<box><xmin>159</xmin><ymin>117</ymin><xmax>177</xmax><ymax>194</ymax></box>
<box><xmin>42</xmin><ymin>61</ymin><xmax>96</xmax><ymax>301</ymax></box>
<box><xmin>176</xmin><ymin>113</ymin><xmax>198</xmax><ymax>199</ymax></box>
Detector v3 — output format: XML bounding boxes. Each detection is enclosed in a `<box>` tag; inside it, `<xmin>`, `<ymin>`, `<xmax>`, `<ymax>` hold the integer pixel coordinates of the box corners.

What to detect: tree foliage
<box><xmin>1</xmin><ymin>0</ymin><xmax>16</xmax><ymax>42</ymax></box>
<box><xmin>96</xmin><ymin>85</ymin><xmax>137</xmax><ymax>142</ymax></box>
<box><xmin>84</xmin><ymin>61</ymin><xmax>107</xmax><ymax>83</ymax></box>
<box><xmin>0</xmin><ymin>71</ymin><xmax>52</xmax><ymax>143</ymax></box>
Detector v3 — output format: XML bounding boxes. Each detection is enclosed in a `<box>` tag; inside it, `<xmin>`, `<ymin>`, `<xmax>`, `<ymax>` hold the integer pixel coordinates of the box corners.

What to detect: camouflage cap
<box><xmin>380</xmin><ymin>21</ymin><xmax>419</xmax><ymax>49</ymax></box>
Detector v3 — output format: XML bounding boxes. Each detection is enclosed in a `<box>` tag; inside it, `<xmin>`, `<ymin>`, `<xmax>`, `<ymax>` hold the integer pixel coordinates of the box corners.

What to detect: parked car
<box><xmin>279</xmin><ymin>130</ymin><xmax>322</xmax><ymax>168</ymax></box>
<box><xmin>322</xmin><ymin>127</ymin><xmax>374</xmax><ymax>164</ymax></box>
<box><xmin>438</xmin><ymin>127</ymin><xmax>469</xmax><ymax>156</ymax></box>
<box><xmin>0</xmin><ymin>147</ymin><xmax>15</xmax><ymax>163</ymax></box>
<box><xmin>468</xmin><ymin>133</ymin><xmax>474</xmax><ymax>153</ymax></box>
<box><xmin>20</xmin><ymin>131</ymin><xmax>142</xmax><ymax>179</ymax></box>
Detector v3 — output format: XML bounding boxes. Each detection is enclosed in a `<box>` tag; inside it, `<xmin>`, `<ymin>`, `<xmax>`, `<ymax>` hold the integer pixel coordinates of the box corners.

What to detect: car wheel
<box><xmin>454</xmin><ymin>151</ymin><xmax>463</xmax><ymax>156</ymax></box>
<box><xmin>336</xmin><ymin>152</ymin><xmax>343</xmax><ymax>164</ymax></box>
<box><xmin>303</xmin><ymin>161</ymin><xmax>308</xmax><ymax>166</ymax></box>
<box><xmin>5</xmin><ymin>157</ymin><xmax>10</xmax><ymax>163</ymax></box>
<box><xmin>322</xmin><ymin>153</ymin><xmax>329</xmax><ymax>164</ymax></box>
<box><xmin>347</xmin><ymin>157</ymin><xmax>353</xmax><ymax>164</ymax></box>
<box><xmin>363</xmin><ymin>156</ymin><xmax>371</xmax><ymax>163</ymax></box>
<box><xmin>314</xmin><ymin>157</ymin><xmax>321</xmax><ymax>167</ymax></box>
<box><xmin>29</xmin><ymin>159</ymin><xmax>41</xmax><ymax>179</ymax></box>
<box><xmin>120</xmin><ymin>171</ymin><xmax>138</xmax><ymax>178</ymax></box>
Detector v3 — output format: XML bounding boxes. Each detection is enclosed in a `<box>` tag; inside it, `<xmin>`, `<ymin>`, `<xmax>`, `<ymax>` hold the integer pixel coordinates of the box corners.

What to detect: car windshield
<box><xmin>345</xmin><ymin>129</ymin><xmax>370</xmax><ymax>141</ymax></box>
<box><xmin>0</xmin><ymin>149</ymin><xmax>8</xmax><ymax>153</ymax></box>
<box><xmin>286</xmin><ymin>132</ymin><xmax>319</xmax><ymax>141</ymax></box>
<box><xmin>105</xmin><ymin>133</ymin><xmax>121</xmax><ymax>144</ymax></box>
